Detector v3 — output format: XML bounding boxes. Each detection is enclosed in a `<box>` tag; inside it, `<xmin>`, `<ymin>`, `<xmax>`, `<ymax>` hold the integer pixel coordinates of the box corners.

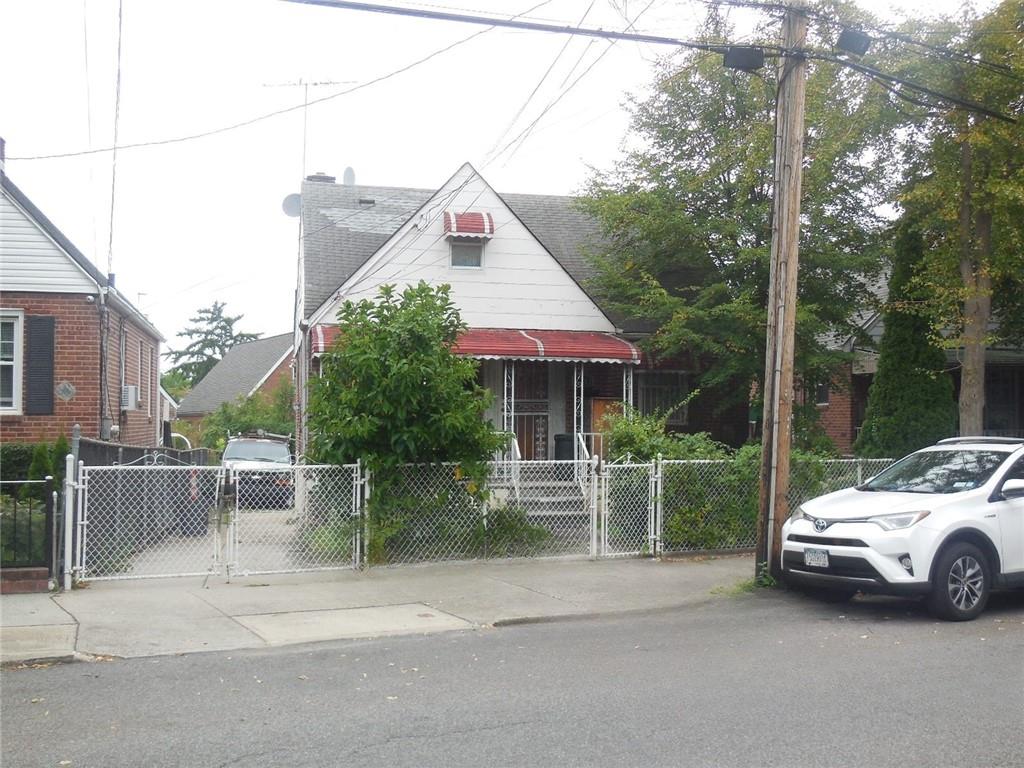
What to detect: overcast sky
<box><xmin>1</xmin><ymin>0</ymin><xmax>994</xmax><ymax>358</ymax></box>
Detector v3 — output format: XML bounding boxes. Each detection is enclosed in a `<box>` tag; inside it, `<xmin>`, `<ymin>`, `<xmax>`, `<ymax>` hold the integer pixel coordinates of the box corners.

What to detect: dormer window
<box><xmin>451</xmin><ymin>240</ymin><xmax>483</xmax><ymax>268</ymax></box>
<box><xmin>444</xmin><ymin>210</ymin><xmax>493</xmax><ymax>269</ymax></box>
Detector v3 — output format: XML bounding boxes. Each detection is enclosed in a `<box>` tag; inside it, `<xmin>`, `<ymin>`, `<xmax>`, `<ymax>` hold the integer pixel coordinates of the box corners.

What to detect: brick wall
<box><xmin>0</xmin><ymin>291</ymin><xmax>161</xmax><ymax>446</ymax></box>
<box><xmin>815</xmin><ymin>364</ymin><xmax>856</xmax><ymax>455</ymax></box>
<box><xmin>254</xmin><ymin>355</ymin><xmax>293</xmax><ymax>401</ymax></box>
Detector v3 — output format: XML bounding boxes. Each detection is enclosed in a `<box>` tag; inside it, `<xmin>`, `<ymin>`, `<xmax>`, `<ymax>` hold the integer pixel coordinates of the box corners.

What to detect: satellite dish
<box><xmin>282</xmin><ymin>193</ymin><xmax>301</xmax><ymax>217</ymax></box>
<box><xmin>343</xmin><ymin>167</ymin><xmax>356</xmax><ymax>186</ymax></box>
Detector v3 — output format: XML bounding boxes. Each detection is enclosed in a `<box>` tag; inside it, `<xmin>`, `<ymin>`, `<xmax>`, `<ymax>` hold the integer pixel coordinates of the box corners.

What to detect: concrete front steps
<box><xmin>1</xmin><ymin>567</ymin><xmax>51</xmax><ymax>594</ymax></box>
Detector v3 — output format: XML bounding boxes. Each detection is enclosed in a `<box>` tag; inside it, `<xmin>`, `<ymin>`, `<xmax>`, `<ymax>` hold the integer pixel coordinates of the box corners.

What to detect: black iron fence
<box><xmin>0</xmin><ymin>478</ymin><xmax>56</xmax><ymax>571</ymax></box>
<box><xmin>78</xmin><ymin>437</ymin><xmax>219</xmax><ymax>467</ymax></box>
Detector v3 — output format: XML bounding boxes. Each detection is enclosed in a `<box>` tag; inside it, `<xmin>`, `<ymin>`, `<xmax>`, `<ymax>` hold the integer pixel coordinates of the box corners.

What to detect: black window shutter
<box><xmin>25</xmin><ymin>316</ymin><xmax>55</xmax><ymax>415</ymax></box>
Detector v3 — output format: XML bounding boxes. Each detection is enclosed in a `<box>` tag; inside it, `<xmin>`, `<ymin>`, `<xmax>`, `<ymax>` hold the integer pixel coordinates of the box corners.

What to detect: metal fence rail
<box><xmin>0</xmin><ymin>478</ymin><xmax>55</xmax><ymax>570</ymax></box>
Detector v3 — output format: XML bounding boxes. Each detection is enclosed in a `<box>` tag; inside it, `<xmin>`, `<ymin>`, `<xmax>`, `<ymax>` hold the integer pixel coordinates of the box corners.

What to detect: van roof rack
<box><xmin>936</xmin><ymin>436</ymin><xmax>1024</xmax><ymax>445</ymax></box>
<box><xmin>229</xmin><ymin>430</ymin><xmax>292</xmax><ymax>442</ymax></box>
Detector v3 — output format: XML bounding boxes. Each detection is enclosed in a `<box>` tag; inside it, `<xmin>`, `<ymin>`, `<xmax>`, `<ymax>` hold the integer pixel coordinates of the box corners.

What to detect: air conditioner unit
<box><xmin>121</xmin><ymin>385</ymin><xmax>140</xmax><ymax>411</ymax></box>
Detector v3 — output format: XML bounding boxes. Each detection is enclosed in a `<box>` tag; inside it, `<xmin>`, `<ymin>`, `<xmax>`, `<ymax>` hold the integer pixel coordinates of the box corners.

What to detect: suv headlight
<box><xmin>868</xmin><ymin>511</ymin><xmax>930</xmax><ymax>531</ymax></box>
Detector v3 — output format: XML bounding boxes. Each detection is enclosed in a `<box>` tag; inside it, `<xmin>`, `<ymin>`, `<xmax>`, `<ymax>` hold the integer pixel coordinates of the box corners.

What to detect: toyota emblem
<box><xmin>814</xmin><ymin>517</ymin><xmax>828</xmax><ymax>533</ymax></box>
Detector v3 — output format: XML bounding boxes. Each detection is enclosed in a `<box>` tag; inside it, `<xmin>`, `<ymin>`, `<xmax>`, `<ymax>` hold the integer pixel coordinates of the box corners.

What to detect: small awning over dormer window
<box><xmin>443</xmin><ymin>211</ymin><xmax>495</xmax><ymax>238</ymax></box>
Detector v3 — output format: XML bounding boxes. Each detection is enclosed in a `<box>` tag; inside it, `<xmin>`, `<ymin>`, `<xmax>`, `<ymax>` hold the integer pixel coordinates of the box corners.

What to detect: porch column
<box><xmin>573</xmin><ymin>363</ymin><xmax>585</xmax><ymax>437</ymax></box>
<box><xmin>503</xmin><ymin>360</ymin><xmax>516</xmax><ymax>434</ymax></box>
<box><xmin>622</xmin><ymin>366</ymin><xmax>634</xmax><ymax>410</ymax></box>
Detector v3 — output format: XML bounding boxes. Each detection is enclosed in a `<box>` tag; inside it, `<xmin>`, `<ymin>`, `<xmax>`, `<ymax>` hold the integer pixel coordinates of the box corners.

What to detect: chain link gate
<box><xmin>230</xmin><ymin>464</ymin><xmax>363</xmax><ymax>576</ymax></box>
<box><xmin>600</xmin><ymin>462</ymin><xmax>657</xmax><ymax>556</ymax></box>
<box><xmin>74</xmin><ymin>463</ymin><xmax>365</xmax><ymax>580</ymax></box>
<box><xmin>76</xmin><ymin>465</ymin><xmax>225</xmax><ymax>580</ymax></box>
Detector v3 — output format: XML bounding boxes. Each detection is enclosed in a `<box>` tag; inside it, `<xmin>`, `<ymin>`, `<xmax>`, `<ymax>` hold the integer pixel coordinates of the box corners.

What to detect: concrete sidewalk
<box><xmin>1</xmin><ymin>555</ymin><xmax>753</xmax><ymax>663</ymax></box>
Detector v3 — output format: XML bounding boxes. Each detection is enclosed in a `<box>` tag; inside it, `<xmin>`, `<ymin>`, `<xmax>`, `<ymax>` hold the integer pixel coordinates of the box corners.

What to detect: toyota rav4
<box><xmin>781</xmin><ymin>437</ymin><xmax>1024</xmax><ymax>621</ymax></box>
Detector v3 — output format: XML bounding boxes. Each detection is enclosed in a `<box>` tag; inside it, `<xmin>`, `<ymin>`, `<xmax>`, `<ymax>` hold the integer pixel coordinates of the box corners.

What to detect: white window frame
<box><xmin>0</xmin><ymin>309</ymin><xmax>24</xmax><ymax>415</ymax></box>
<box><xmin>637</xmin><ymin>370</ymin><xmax>689</xmax><ymax>426</ymax></box>
<box><xmin>450</xmin><ymin>239</ymin><xmax>484</xmax><ymax>269</ymax></box>
<box><xmin>138</xmin><ymin>339</ymin><xmax>145</xmax><ymax>411</ymax></box>
<box><xmin>147</xmin><ymin>346</ymin><xmax>154</xmax><ymax>417</ymax></box>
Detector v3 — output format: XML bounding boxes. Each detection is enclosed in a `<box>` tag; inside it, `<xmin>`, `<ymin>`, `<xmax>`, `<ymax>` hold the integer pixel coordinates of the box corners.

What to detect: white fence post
<box><xmin>62</xmin><ymin>454</ymin><xmax>75</xmax><ymax>591</ymax></box>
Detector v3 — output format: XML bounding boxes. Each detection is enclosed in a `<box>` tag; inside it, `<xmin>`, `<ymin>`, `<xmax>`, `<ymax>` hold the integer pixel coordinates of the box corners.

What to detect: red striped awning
<box><xmin>311</xmin><ymin>326</ymin><xmax>640</xmax><ymax>364</ymax></box>
<box><xmin>443</xmin><ymin>211</ymin><xmax>495</xmax><ymax>237</ymax></box>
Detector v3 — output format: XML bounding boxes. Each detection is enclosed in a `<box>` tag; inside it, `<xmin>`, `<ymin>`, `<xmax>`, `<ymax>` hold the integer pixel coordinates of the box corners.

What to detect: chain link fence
<box><xmin>70</xmin><ymin>456</ymin><xmax>894</xmax><ymax>579</ymax></box>
<box><xmin>365</xmin><ymin>460</ymin><xmax>596</xmax><ymax>565</ymax></box>
<box><xmin>658</xmin><ymin>457</ymin><xmax>894</xmax><ymax>554</ymax></box>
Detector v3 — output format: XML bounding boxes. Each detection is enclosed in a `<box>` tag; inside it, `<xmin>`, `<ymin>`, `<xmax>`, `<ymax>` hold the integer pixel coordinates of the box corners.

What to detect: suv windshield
<box><xmin>223</xmin><ymin>440</ymin><xmax>291</xmax><ymax>463</ymax></box>
<box><xmin>862</xmin><ymin>449</ymin><xmax>1008</xmax><ymax>494</ymax></box>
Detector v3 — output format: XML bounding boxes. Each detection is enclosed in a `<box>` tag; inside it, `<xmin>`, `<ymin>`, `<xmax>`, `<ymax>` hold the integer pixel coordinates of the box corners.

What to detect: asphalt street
<box><xmin>3</xmin><ymin>588</ymin><xmax>1023</xmax><ymax>768</ymax></box>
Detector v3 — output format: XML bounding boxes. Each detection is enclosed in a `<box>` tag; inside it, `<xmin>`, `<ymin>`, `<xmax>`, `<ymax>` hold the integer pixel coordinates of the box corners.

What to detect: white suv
<box><xmin>781</xmin><ymin>437</ymin><xmax>1024</xmax><ymax>620</ymax></box>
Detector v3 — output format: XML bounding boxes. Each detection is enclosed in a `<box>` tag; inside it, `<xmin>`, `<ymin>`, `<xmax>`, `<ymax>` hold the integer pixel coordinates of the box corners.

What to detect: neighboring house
<box><xmin>816</xmin><ymin>303</ymin><xmax>1024</xmax><ymax>453</ymax></box>
<box><xmin>294</xmin><ymin>163</ymin><xmax>748</xmax><ymax>459</ymax></box>
<box><xmin>176</xmin><ymin>332</ymin><xmax>293</xmax><ymax>428</ymax></box>
<box><xmin>1</xmin><ymin>169</ymin><xmax>164</xmax><ymax>447</ymax></box>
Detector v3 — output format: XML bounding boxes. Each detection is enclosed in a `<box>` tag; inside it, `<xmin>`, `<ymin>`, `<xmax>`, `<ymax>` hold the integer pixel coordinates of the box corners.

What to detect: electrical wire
<box><xmin>484</xmin><ymin>0</ymin><xmax>598</xmax><ymax>162</ymax></box>
<box><xmin>106</xmin><ymin>0</ymin><xmax>124</xmax><ymax>275</ymax></box>
<box><xmin>9</xmin><ymin>27</ymin><xmax>490</xmax><ymax>161</ymax></box>
<box><xmin>487</xmin><ymin>0</ymin><xmax>660</xmax><ymax>167</ymax></box>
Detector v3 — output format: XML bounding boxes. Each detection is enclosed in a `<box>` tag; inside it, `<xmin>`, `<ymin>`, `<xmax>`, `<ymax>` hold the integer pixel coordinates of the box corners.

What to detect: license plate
<box><xmin>804</xmin><ymin>548</ymin><xmax>829</xmax><ymax>568</ymax></box>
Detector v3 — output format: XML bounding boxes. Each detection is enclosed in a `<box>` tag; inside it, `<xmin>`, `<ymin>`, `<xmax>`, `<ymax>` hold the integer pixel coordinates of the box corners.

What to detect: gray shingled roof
<box><xmin>300</xmin><ymin>175</ymin><xmax>635</xmax><ymax>328</ymax></box>
<box><xmin>177</xmin><ymin>333</ymin><xmax>293</xmax><ymax>417</ymax></box>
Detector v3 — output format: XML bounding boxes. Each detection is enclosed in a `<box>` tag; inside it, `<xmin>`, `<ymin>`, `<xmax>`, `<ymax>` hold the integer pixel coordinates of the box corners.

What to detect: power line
<box><xmin>484</xmin><ymin>0</ymin><xmax>598</xmax><ymax>162</ymax></box>
<box><xmin>280</xmin><ymin>0</ymin><xmax>752</xmax><ymax>54</ymax></box>
<box><xmin>8</xmin><ymin>26</ymin><xmax>491</xmax><ymax>161</ymax></box>
<box><xmin>695</xmin><ymin>0</ymin><xmax>1021</xmax><ymax>82</ymax></box>
<box><xmin>106</xmin><ymin>0</ymin><xmax>124</xmax><ymax>276</ymax></box>
<box><xmin>806</xmin><ymin>51</ymin><xmax>1016</xmax><ymax>123</ymax></box>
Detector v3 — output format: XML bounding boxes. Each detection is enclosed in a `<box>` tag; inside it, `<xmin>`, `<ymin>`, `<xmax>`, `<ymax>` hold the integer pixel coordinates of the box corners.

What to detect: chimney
<box><xmin>305</xmin><ymin>171</ymin><xmax>336</xmax><ymax>183</ymax></box>
<box><xmin>0</xmin><ymin>136</ymin><xmax>6</xmax><ymax>175</ymax></box>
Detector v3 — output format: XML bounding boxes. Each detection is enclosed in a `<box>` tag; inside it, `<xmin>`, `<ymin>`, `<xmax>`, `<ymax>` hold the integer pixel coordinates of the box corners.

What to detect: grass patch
<box><xmin>711</xmin><ymin>578</ymin><xmax>758</xmax><ymax>597</ymax></box>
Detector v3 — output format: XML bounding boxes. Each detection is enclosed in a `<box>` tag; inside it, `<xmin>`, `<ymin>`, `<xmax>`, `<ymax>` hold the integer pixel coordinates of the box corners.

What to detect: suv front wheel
<box><xmin>927</xmin><ymin>542</ymin><xmax>991</xmax><ymax>621</ymax></box>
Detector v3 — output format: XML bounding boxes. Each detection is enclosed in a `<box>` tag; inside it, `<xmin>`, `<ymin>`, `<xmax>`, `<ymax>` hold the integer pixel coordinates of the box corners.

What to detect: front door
<box><xmin>590</xmin><ymin>398</ymin><xmax>623</xmax><ymax>459</ymax></box>
<box><xmin>513</xmin><ymin>362</ymin><xmax>549</xmax><ymax>459</ymax></box>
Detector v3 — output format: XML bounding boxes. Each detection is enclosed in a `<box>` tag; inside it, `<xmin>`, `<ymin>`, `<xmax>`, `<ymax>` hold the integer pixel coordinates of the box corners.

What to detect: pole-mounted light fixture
<box><xmin>723</xmin><ymin>46</ymin><xmax>766</xmax><ymax>71</ymax></box>
<box><xmin>837</xmin><ymin>28</ymin><xmax>872</xmax><ymax>57</ymax></box>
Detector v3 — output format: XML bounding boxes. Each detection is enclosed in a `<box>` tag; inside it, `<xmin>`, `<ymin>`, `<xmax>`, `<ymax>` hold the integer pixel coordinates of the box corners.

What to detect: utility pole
<box><xmin>756</xmin><ymin>2</ymin><xmax>809</xmax><ymax>577</ymax></box>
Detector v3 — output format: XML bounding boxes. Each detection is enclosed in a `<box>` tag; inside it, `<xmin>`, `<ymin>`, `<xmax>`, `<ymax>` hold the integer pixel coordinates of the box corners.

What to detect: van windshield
<box><xmin>223</xmin><ymin>440</ymin><xmax>290</xmax><ymax>463</ymax></box>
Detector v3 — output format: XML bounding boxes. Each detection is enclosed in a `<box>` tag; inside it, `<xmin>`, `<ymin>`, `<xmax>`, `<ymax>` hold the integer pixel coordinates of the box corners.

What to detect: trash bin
<box><xmin>554</xmin><ymin>433</ymin><xmax>575</xmax><ymax>460</ymax></box>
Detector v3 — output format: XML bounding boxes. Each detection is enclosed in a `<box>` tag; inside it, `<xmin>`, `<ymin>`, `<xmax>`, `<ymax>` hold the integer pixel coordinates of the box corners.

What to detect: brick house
<box><xmin>176</xmin><ymin>332</ymin><xmax>293</xmax><ymax>430</ymax></box>
<box><xmin>816</xmin><ymin>306</ymin><xmax>1024</xmax><ymax>454</ymax></box>
<box><xmin>1</xmin><ymin>171</ymin><xmax>164</xmax><ymax>446</ymax></box>
<box><xmin>293</xmin><ymin>163</ymin><xmax>747</xmax><ymax>459</ymax></box>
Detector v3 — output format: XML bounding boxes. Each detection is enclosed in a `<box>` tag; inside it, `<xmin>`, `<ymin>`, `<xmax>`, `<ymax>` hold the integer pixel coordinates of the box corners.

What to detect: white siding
<box><xmin>0</xmin><ymin>191</ymin><xmax>97</xmax><ymax>293</ymax></box>
<box><xmin>318</xmin><ymin>165</ymin><xmax>615</xmax><ymax>333</ymax></box>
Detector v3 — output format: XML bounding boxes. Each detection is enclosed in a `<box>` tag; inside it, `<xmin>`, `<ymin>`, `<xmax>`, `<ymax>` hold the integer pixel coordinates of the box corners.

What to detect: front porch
<box><xmin>455</xmin><ymin>328</ymin><xmax>646</xmax><ymax>460</ymax></box>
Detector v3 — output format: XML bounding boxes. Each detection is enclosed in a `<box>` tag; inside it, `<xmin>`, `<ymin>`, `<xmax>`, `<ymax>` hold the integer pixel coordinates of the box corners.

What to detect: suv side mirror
<box><xmin>1001</xmin><ymin>478</ymin><xmax>1024</xmax><ymax>500</ymax></box>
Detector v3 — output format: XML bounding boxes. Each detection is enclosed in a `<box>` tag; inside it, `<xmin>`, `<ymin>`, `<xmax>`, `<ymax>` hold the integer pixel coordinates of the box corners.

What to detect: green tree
<box><xmin>160</xmin><ymin>368</ymin><xmax>191</xmax><ymax>403</ymax></box>
<box><xmin>580</xmin><ymin>8</ymin><xmax>901</xmax><ymax>418</ymax></box>
<box><xmin>165</xmin><ymin>302</ymin><xmax>260</xmax><ymax>386</ymax></box>
<box><xmin>200</xmin><ymin>380</ymin><xmax>295</xmax><ymax>450</ymax></box>
<box><xmin>854</xmin><ymin>225</ymin><xmax>957</xmax><ymax>458</ymax></box>
<box><xmin>895</xmin><ymin>1</ymin><xmax>1024</xmax><ymax>433</ymax></box>
<box><xmin>306</xmin><ymin>282</ymin><xmax>502</xmax><ymax>472</ymax></box>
